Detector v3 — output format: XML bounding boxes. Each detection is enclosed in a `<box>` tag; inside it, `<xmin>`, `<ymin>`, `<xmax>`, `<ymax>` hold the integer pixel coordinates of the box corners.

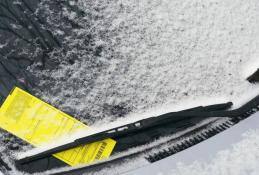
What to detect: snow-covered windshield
<box><xmin>0</xmin><ymin>0</ymin><xmax>259</xmax><ymax>174</ymax></box>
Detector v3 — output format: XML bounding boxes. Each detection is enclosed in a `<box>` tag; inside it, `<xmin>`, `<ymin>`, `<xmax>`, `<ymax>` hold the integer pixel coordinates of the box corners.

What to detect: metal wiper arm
<box><xmin>17</xmin><ymin>94</ymin><xmax>259</xmax><ymax>165</ymax></box>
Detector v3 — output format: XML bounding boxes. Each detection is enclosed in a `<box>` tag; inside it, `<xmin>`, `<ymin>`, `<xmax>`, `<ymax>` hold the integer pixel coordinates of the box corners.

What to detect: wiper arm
<box><xmin>17</xmin><ymin>94</ymin><xmax>259</xmax><ymax>166</ymax></box>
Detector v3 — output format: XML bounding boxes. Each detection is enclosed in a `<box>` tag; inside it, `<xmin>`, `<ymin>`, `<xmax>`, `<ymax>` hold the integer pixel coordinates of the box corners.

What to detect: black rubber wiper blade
<box><xmin>247</xmin><ymin>69</ymin><xmax>259</xmax><ymax>83</ymax></box>
<box><xmin>180</xmin><ymin>101</ymin><xmax>232</xmax><ymax>112</ymax></box>
<box><xmin>16</xmin><ymin>102</ymin><xmax>235</xmax><ymax>165</ymax></box>
<box><xmin>16</xmin><ymin>94</ymin><xmax>259</xmax><ymax>168</ymax></box>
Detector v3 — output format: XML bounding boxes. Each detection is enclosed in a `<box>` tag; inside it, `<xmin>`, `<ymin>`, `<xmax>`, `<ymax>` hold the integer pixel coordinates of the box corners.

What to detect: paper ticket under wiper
<box><xmin>0</xmin><ymin>87</ymin><xmax>116</xmax><ymax>166</ymax></box>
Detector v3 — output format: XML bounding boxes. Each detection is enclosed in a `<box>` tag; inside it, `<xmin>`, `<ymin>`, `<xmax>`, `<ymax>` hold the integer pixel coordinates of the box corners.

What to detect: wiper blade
<box><xmin>17</xmin><ymin>102</ymin><xmax>232</xmax><ymax>165</ymax></box>
<box><xmin>247</xmin><ymin>69</ymin><xmax>259</xmax><ymax>83</ymax></box>
<box><xmin>16</xmin><ymin>94</ymin><xmax>259</xmax><ymax>173</ymax></box>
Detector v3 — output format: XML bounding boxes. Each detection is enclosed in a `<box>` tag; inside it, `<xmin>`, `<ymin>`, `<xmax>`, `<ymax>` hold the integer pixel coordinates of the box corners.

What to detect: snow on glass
<box><xmin>1</xmin><ymin>0</ymin><xmax>259</xmax><ymax>174</ymax></box>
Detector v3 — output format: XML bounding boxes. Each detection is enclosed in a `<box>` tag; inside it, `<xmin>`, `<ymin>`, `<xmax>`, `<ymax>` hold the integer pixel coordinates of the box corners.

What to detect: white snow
<box><xmin>31</xmin><ymin>0</ymin><xmax>259</xmax><ymax>123</ymax></box>
<box><xmin>26</xmin><ymin>0</ymin><xmax>259</xmax><ymax>174</ymax></box>
<box><xmin>125</xmin><ymin>112</ymin><xmax>259</xmax><ymax>175</ymax></box>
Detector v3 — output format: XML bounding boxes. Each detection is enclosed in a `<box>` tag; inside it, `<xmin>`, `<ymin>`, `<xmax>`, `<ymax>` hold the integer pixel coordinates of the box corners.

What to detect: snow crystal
<box><xmin>165</xmin><ymin>130</ymin><xmax>259</xmax><ymax>175</ymax></box>
<box><xmin>19</xmin><ymin>0</ymin><xmax>259</xmax><ymax>174</ymax></box>
<box><xmin>30</xmin><ymin>0</ymin><xmax>259</xmax><ymax>124</ymax></box>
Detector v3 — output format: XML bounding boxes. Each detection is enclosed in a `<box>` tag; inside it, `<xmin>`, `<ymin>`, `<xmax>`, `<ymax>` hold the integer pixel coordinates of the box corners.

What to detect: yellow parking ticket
<box><xmin>0</xmin><ymin>87</ymin><xmax>116</xmax><ymax>166</ymax></box>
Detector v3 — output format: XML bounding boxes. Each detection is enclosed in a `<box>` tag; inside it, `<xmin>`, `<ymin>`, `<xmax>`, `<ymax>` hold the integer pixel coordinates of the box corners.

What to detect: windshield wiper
<box><xmin>16</xmin><ymin>94</ymin><xmax>259</xmax><ymax>173</ymax></box>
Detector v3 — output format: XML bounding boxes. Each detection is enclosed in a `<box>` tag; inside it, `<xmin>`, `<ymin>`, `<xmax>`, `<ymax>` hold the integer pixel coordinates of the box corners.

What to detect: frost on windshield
<box><xmin>0</xmin><ymin>0</ymin><xmax>259</xmax><ymax>174</ymax></box>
